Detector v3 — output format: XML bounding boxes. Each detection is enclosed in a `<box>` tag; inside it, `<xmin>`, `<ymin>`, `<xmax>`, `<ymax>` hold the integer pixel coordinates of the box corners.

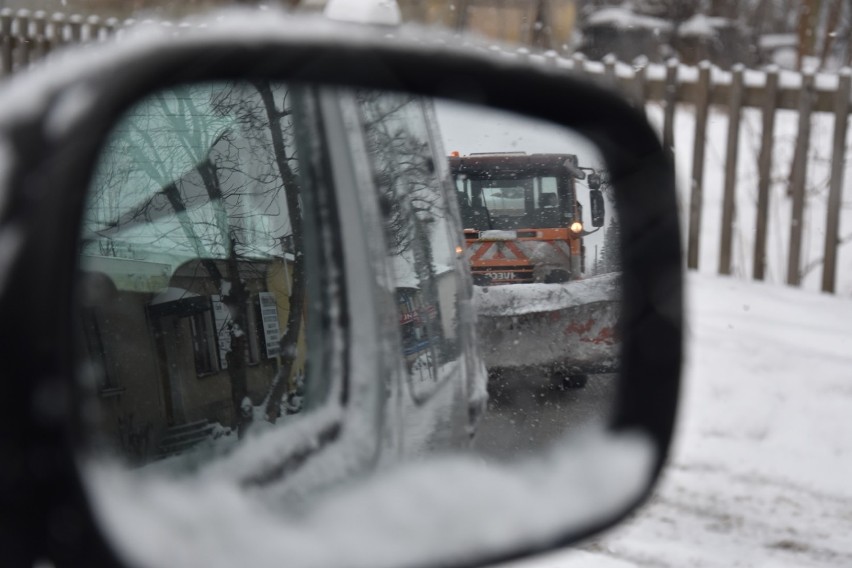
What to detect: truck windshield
<box><xmin>456</xmin><ymin>174</ymin><xmax>567</xmax><ymax>231</ymax></box>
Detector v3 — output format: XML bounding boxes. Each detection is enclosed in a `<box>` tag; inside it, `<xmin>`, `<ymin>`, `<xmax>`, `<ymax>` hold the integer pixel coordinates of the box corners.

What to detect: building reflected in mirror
<box><xmin>77</xmin><ymin>81</ymin><xmax>314</xmax><ymax>468</ymax></box>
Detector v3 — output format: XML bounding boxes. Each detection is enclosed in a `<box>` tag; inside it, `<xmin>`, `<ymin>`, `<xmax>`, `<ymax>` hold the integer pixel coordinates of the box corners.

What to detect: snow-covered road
<box><xmin>497</xmin><ymin>272</ymin><xmax>852</xmax><ymax>567</ymax></box>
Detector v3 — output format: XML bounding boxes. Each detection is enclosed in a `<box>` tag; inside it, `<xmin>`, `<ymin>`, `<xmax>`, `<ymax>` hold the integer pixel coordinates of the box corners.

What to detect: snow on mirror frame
<box><xmin>73</xmin><ymin>80</ymin><xmax>638</xmax><ymax>568</ymax></box>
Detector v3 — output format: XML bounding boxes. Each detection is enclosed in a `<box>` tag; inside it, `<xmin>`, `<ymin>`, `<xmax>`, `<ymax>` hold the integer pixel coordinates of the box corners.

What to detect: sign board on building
<box><xmin>211</xmin><ymin>295</ymin><xmax>230</xmax><ymax>369</ymax></box>
<box><xmin>258</xmin><ymin>292</ymin><xmax>281</xmax><ymax>358</ymax></box>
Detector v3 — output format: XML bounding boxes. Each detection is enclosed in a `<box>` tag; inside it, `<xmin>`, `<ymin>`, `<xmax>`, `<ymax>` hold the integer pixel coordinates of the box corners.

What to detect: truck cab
<box><xmin>450</xmin><ymin>152</ymin><xmax>604</xmax><ymax>285</ymax></box>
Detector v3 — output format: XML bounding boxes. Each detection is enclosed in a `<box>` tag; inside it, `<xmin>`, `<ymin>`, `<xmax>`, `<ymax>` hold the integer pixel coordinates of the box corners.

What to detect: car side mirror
<box><xmin>0</xmin><ymin>12</ymin><xmax>681</xmax><ymax>568</ymax></box>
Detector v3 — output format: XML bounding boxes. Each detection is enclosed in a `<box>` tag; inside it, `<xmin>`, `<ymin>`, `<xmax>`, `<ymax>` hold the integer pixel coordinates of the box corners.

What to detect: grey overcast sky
<box><xmin>434</xmin><ymin>99</ymin><xmax>605</xmax><ymax>170</ymax></box>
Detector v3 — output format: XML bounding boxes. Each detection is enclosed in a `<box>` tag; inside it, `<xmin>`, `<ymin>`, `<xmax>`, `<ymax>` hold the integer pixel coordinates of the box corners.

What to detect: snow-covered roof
<box><xmin>391</xmin><ymin>253</ymin><xmax>420</xmax><ymax>290</ymax></box>
<box><xmin>151</xmin><ymin>286</ymin><xmax>200</xmax><ymax>305</ymax></box>
<box><xmin>678</xmin><ymin>14</ymin><xmax>730</xmax><ymax>38</ymax></box>
<box><xmin>759</xmin><ymin>33</ymin><xmax>797</xmax><ymax>50</ymax></box>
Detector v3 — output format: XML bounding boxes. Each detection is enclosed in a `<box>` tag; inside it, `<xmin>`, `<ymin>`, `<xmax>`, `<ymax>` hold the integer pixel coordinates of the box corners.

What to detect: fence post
<box><xmin>85</xmin><ymin>15</ymin><xmax>102</xmax><ymax>43</ymax></box>
<box><xmin>662</xmin><ymin>58</ymin><xmax>678</xmax><ymax>151</ymax></box>
<box><xmin>33</xmin><ymin>11</ymin><xmax>48</xmax><ymax>61</ymax></box>
<box><xmin>543</xmin><ymin>49</ymin><xmax>558</xmax><ymax>68</ymax></box>
<box><xmin>631</xmin><ymin>56</ymin><xmax>648</xmax><ymax>111</ymax></box>
<box><xmin>603</xmin><ymin>53</ymin><xmax>617</xmax><ymax>90</ymax></box>
<box><xmin>786</xmin><ymin>71</ymin><xmax>815</xmax><ymax>287</ymax></box>
<box><xmin>0</xmin><ymin>9</ymin><xmax>12</xmax><ymax>76</ymax></box>
<box><xmin>687</xmin><ymin>61</ymin><xmax>712</xmax><ymax>270</ymax></box>
<box><xmin>68</xmin><ymin>14</ymin><xmax>83</xmax><ymax>44</ymax></box>
<box><xmin>104</xmin><ymin>17</ymin><xmax>119</xmax><ymax>40</ymax></box>
<box><xmin>754</xmin><ymin>66</ymin><xmax>779</xmax><ymax>281</ymax></box>
<box><xmin>719</xmin><ymin>64</ymin><xmax>744</xmax><ymax>275</ymax></box>
<box><xmin>571</xmin><ymin>52</ymin><xmax>586</xmax><ymax>77</ymax></box>
<box><xmin>15</xmin><ymin>10</ymin><xmax>31</xmax><ymax>70</ymax></box>
<box><xmin>50</xmin><ymin>12</ymin><xmax>66</xmax><ymax>47</ymax></box>
<box><xmin>821</xmin><ymin>68</ymin><xmax>852</xmax><ymax>293</ymax></box>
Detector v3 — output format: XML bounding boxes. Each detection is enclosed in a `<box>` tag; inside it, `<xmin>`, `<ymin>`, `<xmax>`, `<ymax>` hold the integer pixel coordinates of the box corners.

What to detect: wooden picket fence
<box><xmin>1</xmin><ymin>9</ymin><xmax>850</xmax><ymax>293</ymax></box>
<box><xmin>524</xmin><ymin>51</ymin><xmax>852</xmax><ymax>293</ymax></box>
<box><xmin>0</xmin><ymin>9</ymin><xmax>124</xmax><ymax>73</ymax></box>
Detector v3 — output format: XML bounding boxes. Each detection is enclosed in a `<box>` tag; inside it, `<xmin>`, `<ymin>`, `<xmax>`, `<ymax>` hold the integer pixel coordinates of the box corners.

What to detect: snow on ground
<box><xmin>496</xmin><ymin>271</ymin><xmax>852</xmax><ymax>567</ymax></box>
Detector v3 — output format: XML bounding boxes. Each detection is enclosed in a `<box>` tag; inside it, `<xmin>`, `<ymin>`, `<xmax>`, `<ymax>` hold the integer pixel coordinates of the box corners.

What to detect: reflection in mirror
<box><xmin>74</xmin><ymin>81</ymin><xmax>626</xmax><ymax>567</ymax></box>
<box><xmin>437</xmin><ymin>100</ymin><xmax>621</xmax><ymax>460</ymax></box>
<box><xmin>356</xmin><ymin>91</ymin><xmax>464</xmax><ymax>406</ymax></box>
<box><xmin>77</xmin><ymin>81</ymin><xmax>325</xmax><ymax>474</ymax></box>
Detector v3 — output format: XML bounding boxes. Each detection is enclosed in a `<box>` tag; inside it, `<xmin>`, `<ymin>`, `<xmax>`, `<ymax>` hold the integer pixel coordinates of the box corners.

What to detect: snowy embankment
<box><xmin>498</xmin><ymin>272</ymin><xmax>852</xmax><ymax>567</ymax></box>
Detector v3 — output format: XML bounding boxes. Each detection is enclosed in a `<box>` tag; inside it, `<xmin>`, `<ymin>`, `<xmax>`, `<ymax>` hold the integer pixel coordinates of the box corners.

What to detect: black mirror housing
<box><xmin>0</xmin><ymin>13</ymin><xmax>682</xmax><ymax>568</ymax></box>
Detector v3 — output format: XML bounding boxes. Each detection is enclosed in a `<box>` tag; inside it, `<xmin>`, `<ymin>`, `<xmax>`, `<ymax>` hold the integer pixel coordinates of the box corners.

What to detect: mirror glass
<box><xmin>437</xmin><ymin>99</ymin><xmax>621</xmax><ymax>460</ymax></box>
<box><xmin>75</xmin><ymin>81</ymin><xmax>633</xmax><ymax>567</ymax></box>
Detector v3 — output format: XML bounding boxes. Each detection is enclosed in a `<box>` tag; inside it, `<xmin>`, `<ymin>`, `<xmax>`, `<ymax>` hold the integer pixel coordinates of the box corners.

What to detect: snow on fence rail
<box><xmin>1</xmin><ymin>9</ymin><xmax>850</xmax><ymax>293</ymax></box>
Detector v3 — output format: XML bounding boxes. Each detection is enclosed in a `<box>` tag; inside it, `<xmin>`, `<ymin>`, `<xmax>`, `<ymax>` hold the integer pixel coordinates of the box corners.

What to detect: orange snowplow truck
<box><xmin>450</xmin><ymin>153</ymin><xmax>604</xmax><ymax>286</ymax></box>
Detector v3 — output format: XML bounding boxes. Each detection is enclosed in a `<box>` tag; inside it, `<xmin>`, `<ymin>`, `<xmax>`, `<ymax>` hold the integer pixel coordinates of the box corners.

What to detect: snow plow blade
<box><xmin>473</xmin><ymin>273</ymin><xmax>621</xmax><ymax>375</ymax></box>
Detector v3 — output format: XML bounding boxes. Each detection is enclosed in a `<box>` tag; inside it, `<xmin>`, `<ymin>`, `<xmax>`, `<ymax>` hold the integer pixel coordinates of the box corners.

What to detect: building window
<box><xmin>189</xmin><ymin>310</ymin><xmax>219</xmax><ymax>375</ymax></box>
<box><xmin>81</xmin><ymin>306</ymin><xmax>119</xmax><ymax>391</ymax></box>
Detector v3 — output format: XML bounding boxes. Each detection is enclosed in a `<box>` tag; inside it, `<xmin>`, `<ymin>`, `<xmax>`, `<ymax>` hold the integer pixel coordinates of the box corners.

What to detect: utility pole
<box><xmin>594</xmin><ymin>244</ymin><xmax>599</xmax><ymax>275</ymax></box>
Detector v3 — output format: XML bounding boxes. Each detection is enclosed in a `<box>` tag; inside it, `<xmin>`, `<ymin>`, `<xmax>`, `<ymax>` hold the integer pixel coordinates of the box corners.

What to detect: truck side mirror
<box><xmin>588</xmin><ymin>172</ymin><xmax>602</xmax><ymax>190</ymax></box>
<box><xmin>590</xmin><ymin>189</ymin><xmax>605</xmax><ymax>227</ymax></box>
